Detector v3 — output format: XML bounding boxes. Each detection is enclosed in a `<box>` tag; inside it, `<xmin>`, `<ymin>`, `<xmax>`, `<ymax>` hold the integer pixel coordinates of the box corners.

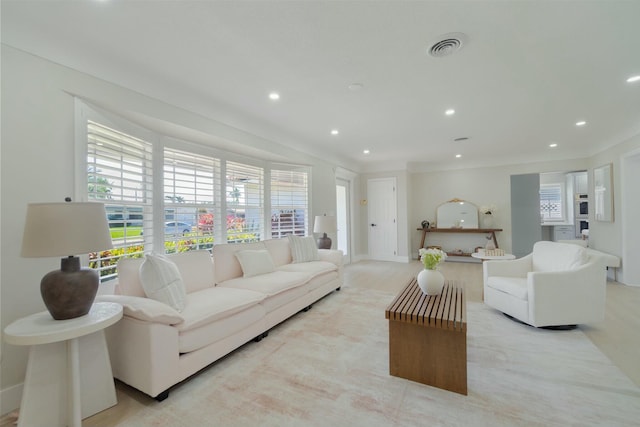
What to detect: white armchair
<box><xmin>483</xmin><ymin>241</ymin><xmax>606</xmax><ymax>328</ymax></box>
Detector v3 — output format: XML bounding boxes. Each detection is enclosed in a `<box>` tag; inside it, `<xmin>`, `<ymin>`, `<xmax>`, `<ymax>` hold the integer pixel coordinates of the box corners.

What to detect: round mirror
<box><xmin>436</xmin><ymin>198</ymin><xmax>479</xmax><ymax>229</ymax></box>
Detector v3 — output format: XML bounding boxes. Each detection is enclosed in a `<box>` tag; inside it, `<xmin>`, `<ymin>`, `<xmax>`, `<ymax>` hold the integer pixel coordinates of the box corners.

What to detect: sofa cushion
<box><xmin>288</xmin><ymin>235</ymin><xmax>320</xmax><ymax>263</ymax></box>
<box><xmin>168</xmin><ymin>250</ymin><xmax>215</xmax><ymax>293</ymax></box>
<box><xmin>263</xmin><ymin>238</ymin><xmax>293</xmax><ymax>266</ymax></box>
<box><xmin>116</xmin><ymin>257</ymin><xmax>146</xmax><ymax>297</ymax></box>
<box><xmin>487</xmin><ymin>276</ymin><xmax>528</xmax><ymax>301</ymax></box>
<box><xmin>178</xmin><ymin>303</ymin><xmax>265</xmax><ymax>353</ymax></box>
<box><xmin>139</xmin><ymin>254</ymin><xmax>187</xmax><ymax>312</ymax></box>
<box><xmin>532</xmin><ymin>241</ymin><xmax>588</xmax><ymax>272</ymax></box>
<box><xmin>213</xmin><ymin>242</ymin><xmax>267</xmax><ymax>283</ymax></box>
<box><xmin>218</xmin><ymin>271</ymin><xmax>310</xmax><ymax>296</ymax></box>
<box><xmin>235</xmin><ymin>249</ymin><xmax>276</xmax><ymax>277</ymax></box>
<box><xmin>176</xmin><ymin>287</ymin><xmax>267</xmax><ymax>332</ymax></box>
<box><xmin>277</xmin><ymin>261</ymin><xmax>337</xmax><ymax>279</ymax></box>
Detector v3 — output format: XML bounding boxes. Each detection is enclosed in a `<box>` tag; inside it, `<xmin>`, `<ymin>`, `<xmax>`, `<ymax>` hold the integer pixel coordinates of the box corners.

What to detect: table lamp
<box><xmin>21</xmin><ymin>201</ymin><xmax>113</xmax><ymax>320</ymax></box>
<box><xmin>313</xmin><ymin>215</ymin><xmax>337</xmax><ymax>249</ymax></box>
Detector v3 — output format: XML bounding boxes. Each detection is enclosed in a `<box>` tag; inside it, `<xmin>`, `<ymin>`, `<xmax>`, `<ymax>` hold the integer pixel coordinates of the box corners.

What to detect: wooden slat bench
<box><xmin>385</xmin><ymin>279</ymin><xmax>467</xmax><ymax>395</ymax></box>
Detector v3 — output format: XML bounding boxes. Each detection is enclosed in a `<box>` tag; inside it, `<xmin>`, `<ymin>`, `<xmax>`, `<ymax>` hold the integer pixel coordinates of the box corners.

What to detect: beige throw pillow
<box><xmin>288</xmin><ymin>235</ymin><xmax>320</xmax><ymax>263</ymax></box>
<box><xmin>235</xmin><ymin>249</ymin><xmax>276</xmax><ymax>277</ymax></box>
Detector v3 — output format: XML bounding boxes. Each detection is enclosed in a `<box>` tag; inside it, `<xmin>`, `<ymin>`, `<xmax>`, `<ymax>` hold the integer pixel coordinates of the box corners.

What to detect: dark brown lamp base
<box><xmin>40</xmin><ymin>256</ymin><xmax>99</xmax><ymax>320</ymax></box>
<box><xmin>316</xmin><ymin>233</ymin><xmax>332</xmax><ymax>249</ymax></box>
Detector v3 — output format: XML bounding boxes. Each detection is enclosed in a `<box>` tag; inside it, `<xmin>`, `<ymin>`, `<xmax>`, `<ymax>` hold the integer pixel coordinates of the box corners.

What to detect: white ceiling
<box><xmin>3</xmin><ymin>0</ymin><xmax>640</xmax><ymax>172</ymax></box>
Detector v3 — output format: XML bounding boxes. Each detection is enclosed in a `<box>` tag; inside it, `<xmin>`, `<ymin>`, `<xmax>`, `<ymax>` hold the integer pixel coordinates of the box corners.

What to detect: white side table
<box><xmin>4</xmin><ymin>302</ymin><xmax>123</xmax><ymax>427</ymax></box>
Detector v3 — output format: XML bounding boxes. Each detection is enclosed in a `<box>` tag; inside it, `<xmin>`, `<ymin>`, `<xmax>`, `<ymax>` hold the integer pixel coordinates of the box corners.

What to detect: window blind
<box><xmin>226</xmin><ymin>161</ymin><xmax>264</xmax><ymax>243</ymax></box>
<box><xmin>270</xmin><ymin>167</ymin><xmax>309</xmax><ymax>238</ymax></box>
<box><xmin>87</xmin><ymin>120</ymin><xmax>153</xmax><ymax>282</ymax></box>
<box><xmin>163</xmin><ymin>147</ymin><xmax>220</xmax><ymax>252</ymax></box>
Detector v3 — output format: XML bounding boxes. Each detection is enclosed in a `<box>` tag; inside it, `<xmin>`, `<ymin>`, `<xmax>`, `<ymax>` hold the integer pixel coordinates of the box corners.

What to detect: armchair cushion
<box><xmin>486</xmin><ymin>276</ymin><xmax>528</xmax><ymax>300</ymax></box>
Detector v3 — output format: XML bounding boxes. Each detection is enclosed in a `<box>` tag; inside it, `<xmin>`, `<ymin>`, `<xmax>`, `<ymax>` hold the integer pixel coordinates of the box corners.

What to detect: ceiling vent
<box><xmin>428</xmin><ymin>33</ymin><xmax>468</xmax><ymax>58</ymax></box>
<box><xmin>453</xmin><ymin>137</ymin><xmax>469</xmax><ymax>142</ymax></box>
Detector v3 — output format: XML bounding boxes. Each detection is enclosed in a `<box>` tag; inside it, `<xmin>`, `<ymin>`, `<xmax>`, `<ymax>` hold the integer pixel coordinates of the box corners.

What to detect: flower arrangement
<box><xmin>418</xmin><ymin>248</ymin><xmax>447</xmax><ymax>270</ymax></box>
<box><xmin>480</xmin><ymin>205</ymin><xmax>496</xmax><ymax>215</ymax></box>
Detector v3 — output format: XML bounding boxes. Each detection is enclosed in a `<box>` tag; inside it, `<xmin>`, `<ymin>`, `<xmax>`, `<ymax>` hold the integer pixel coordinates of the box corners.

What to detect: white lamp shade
<box><xmin>313</xmin><ymin>215</ymin><xmax>337</xmax><ymax>234</ymax></box>
<box><xmin>21</xmin><ymin>202</ymin><xmax>113</xmax><ymax>258</ymax></box>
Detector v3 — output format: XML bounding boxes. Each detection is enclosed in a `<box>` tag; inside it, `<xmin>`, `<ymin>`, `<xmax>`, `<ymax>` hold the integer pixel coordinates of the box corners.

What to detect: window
<box><xmin>86</xmin><ymin>120</ymin><xmax>153</xmax><ymax>282</ymax></box>
<box><xmin>79</xmin><ymin>102</ymin><xmax>310</xmax><ymax>283</ymax></box>
<box><xmin>163</xmin><ymin>147</ymin><xmax>221</xmax><ymax>253</ymax></box>
<box><xmin>270</xmin><ymin>166</ymin><xmax>308</xmax><ymax>238</ymax></box>
<box><xmin>540</xmin><ymin>183</ymin><xmax>564</xmax><ymax>222</ymax></box>
<box><xmin>226</xmin><ymin>161</ymin><xmax>264</xmax><ymax>243</ymax></box>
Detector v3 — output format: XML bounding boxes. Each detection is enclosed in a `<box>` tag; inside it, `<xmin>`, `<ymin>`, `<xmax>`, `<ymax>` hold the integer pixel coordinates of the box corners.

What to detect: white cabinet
<box><xmin>574</xmin><ymin>172</ymin><xmax>588</xmax><ymax>194</ymax></box>
<box><xmin>552</xmin><ymin>225</ymin><xmax>575</xmax><ymax>241</ymax></box>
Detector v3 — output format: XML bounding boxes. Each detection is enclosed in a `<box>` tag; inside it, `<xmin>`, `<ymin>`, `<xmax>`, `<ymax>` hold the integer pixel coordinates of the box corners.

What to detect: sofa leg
<box><xmin>155</xmin><ymin>390</ymin><xmax>170</xmax><ymax>402</ymax></box>
<box><xmin>253</xmin><ymin>331</ymin><xmax>270</xmax><ymax>342</ymax></box>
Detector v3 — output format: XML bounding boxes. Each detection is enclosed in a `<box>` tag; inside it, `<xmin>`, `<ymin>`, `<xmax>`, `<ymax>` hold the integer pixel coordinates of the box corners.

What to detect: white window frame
<box><xmin>76</xmin><ymin>100</ymin><xmax>311</xmax><ymax>283</ymax></box>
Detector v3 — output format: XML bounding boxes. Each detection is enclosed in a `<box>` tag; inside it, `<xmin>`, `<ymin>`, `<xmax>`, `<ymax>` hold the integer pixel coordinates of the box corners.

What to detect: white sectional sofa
<box><xmin>98</xmin><ymin>237</ymin><xmax>343</xmax><ymax>400</ymax></box>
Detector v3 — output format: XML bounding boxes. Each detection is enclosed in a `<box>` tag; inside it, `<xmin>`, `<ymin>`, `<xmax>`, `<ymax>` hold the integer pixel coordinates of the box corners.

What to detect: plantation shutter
<box><xmin>86</xmin><ymin>120</ymin><xmax>153</xmax><ymax>282</ymax></box>
<box><xmin>226</xmin><ymin>161</ymin><xmax>264</xmax><ymax>243</ymax></box>
<box><xmin>163</xmin><ymin>148</ymin><xmax>221</xmax><ymax>252</ymax></box>
<box><xmin>270</xmin><ymin>166</ymin><xmax>309</xmax><ymax>238</ymax></box>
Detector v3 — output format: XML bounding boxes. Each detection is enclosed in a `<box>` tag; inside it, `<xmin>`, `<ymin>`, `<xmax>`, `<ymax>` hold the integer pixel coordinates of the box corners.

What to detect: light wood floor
<box><xmin>2</xmin><ymin>260</ymin><xmax>638</xmax><ymax>426</ymax></box>
<box><xmin>344</xmin><ymin>260</ymin><xmax>640</xmax><ymax>387</ymax></box>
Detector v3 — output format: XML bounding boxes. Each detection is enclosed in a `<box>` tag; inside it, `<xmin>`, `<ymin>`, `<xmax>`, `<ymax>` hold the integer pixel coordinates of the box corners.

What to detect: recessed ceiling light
<box><xmin>455</xmin><ymin>154</ymin><xmax>462</xmax><ymax>158</ymax></box>
<box><xmin>626</xmin><ymin>75</ymin><xmax>640</xmax><ymax>83</ymax></box>
<box><xmin>348</xmin><ymin>83</ymin><xmax>364</xmax><ymax>91</ymax></box>
<box><xmin>576</xmin><ymin>121</ymin><xmax>586</xmax><ymax>126</ymax></box>
<box><xmin>363</xmin><ymin>149</ymin><xmax>370</xmax><ymax>155</ymax></box>
<box><xmin>331</xmin><ymin>129</ymin><xmax>339</xmax><ymax>135</ymax></box>
<box><xmin>445</xmin><ymin>109</ymin><xmax>455</xmax><ymax>116</ymax></box>
<box><xmin>268</xmin><ymin>92</ymin><xmax>280</xmax><ymax>100</ymax></box>
<box><xmin>549</xmin><ymin>143</ymin><xmax>558</xmax><ymax>148</ymax></box>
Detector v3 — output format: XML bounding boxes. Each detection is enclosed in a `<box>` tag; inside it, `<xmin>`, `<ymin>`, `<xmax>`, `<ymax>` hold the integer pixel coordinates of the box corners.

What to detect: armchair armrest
<box><xmin>483</xmin><ymin>253</ymin><xmax>532</xmax><ymax>287</ymax></box>
<box><xmin>527</xmin><ymin>261</ymin><xmax>606</xmax><ymax>326</ymax></box>
<box><xmin>96</xmin><ymin>295</ymin><xmax>184</xmax><ymax>326</ymax></box>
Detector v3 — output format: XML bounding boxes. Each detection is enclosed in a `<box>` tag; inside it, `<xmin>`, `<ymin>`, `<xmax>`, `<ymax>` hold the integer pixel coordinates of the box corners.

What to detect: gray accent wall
<box><xmin>511</xmin><ymin>174</ymin><xmax>542</xmax><ymax>258</ymax></box>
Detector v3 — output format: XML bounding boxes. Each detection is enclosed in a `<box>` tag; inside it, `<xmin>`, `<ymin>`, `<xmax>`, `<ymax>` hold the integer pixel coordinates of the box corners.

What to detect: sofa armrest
<box><xmin>318</xmin><ymin>249</ymin><xmax>344</xmax><ymax>266</ymax></box>
<box><xmin>96</xmin><ymin>295</ymin><xmax>184</xmax><ymax>325</ymax></box>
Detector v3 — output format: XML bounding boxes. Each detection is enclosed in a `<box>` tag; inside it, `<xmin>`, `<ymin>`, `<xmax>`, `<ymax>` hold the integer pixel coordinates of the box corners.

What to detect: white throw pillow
<box><xmin>288</xmin><ymin>235</ymin><xmax>320</xmax><ymax>263</ymax></box>
<box><xmin>139</xmin><ymin>254</ymin><xmax>187</xmax><ymax>312</ymax></box>
<box><xmin>235</xmin><ymin>249</ymin><xmax>276</xmax><ymax>277</ymax></box>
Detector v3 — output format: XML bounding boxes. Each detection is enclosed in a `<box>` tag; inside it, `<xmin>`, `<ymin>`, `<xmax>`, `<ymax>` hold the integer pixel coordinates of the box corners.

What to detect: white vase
<box><xmin>417</xmin><ymin>269</ymin><xmax>445</xmax><ymax>295</ymax></box>
<box><xmin>482</xmin><ymin>214</ymin><xmax>493</xmax><ymax>229</ymax></box>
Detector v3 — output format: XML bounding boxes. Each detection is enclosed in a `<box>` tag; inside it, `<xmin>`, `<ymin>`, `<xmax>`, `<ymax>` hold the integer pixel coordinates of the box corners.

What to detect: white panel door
<box><xmin>368</xmin><ymin>178</ymin><xmax>397</xmax><ymax>261</ymax></box>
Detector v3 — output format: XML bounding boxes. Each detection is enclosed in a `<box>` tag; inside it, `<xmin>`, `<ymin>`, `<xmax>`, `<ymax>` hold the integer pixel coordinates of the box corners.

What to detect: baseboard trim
<box><xmin>0</xmin><ymin>382</ymin><xmax>22</xmax><ymax>416</ymax></box>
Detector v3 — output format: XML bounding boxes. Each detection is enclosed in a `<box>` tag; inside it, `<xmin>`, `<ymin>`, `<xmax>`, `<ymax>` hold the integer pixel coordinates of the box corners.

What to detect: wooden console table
<box><xmin>418</xmin><ymin>227</ymin><xmax>503</xmax><ymax>255</ymax></box>
<box><xmin>385</xmin><ymin>279</ymin><xmax>467</xmax><ymax>395</ymax></box>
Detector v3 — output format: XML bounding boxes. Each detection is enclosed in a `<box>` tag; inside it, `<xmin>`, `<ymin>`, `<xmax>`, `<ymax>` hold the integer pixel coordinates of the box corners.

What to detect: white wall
<box><xmin>0</xmin><ymin>46</ymin><xmax>337</xmax><ymax>410</ymax></box>
<box><xmin>588</xmin><ymin>132</ymin><xmax>640</xmax><ymax>283</ymax></box>
<box><xmin>409</xmin><ymin>159</ymin><xmax>589</xmax><ymax>259</ymax></box>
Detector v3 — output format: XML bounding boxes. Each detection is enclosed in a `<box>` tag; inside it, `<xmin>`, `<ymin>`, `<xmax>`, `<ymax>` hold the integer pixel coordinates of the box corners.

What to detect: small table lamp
<box><xmin>313</xmin><ymin>215</ymin><xmax>337</xmax><ymax>249</ymax></box>
<box><xmin>21</xmin><ymin>201</ymin><xmax>113</xmax><ymax>320</ymax></box>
